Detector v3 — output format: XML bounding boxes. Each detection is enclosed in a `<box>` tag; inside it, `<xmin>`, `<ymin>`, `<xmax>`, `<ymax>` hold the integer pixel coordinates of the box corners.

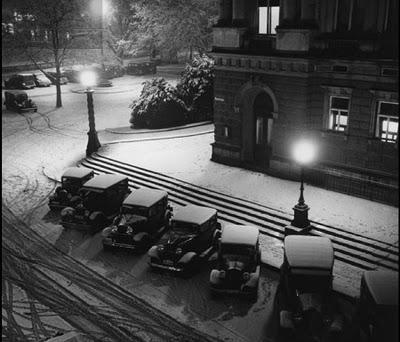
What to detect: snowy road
<box><xmin>2</xmin><ymin>76</ymin><xmax>284</xmax><ymax>342</ymax></box>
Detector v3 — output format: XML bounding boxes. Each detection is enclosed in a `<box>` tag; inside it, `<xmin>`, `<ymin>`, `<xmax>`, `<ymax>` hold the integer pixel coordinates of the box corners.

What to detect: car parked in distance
<box><xmin>126</xmin><ymin>61</ymin><xmax>156</xmax><ymax>75</ymax></box>
<box><xmin>4</xmin><ymin>74</ymin><xmax>36</xmax><ymax>89</ymax></box>
<box><xmin>60</xmin><ymin>174</ymin><xmax>131</xmax><ymax>233</ymax></box>
<box><xmin>44</xmin><ymin>71</ymin><xmax>68</xmax><ymax>85</ymax></box>
<box><xmin>62</xmin><ymin>69</ymin><xmax>81</xmax><ymax>83</ymax></box>
<box><xmin>48</xmin><ymin>167</ymin><xmax>95</xmax><ymax>211</ymax></box>
<box><xmin>33</xmin><ymin>73</ymin><xmax>52</xmax><ymax>87</ymax></box>
<box><xmin>103</xmin><ymin>64</ymin><xmax>125</xmax><ymax>78</ymax></box>
<box><xmin>209</xmin><ymin>224</ymin><xmax>261</xmax><ymax>299</ymax></box>
<box><xmin>350</xmin><ymin>270</ymin><xmax>398</xmax><ymax>342</ymax></box>
<box><xmin>4</xmin><ymin>90</ymin><xmax>37</xmax><ymax>113</ymax></box>
<box><xmin>102</xmin><ymin>188</ymin><xmax>173</xmax><ymax>252</ymax></box>
<box><xmin>276</xmin><ymin>235</ymin><xmax>344</xmax><ymax>341</ymax></box>
<box><xmin>148</xmin><ymin>204</ymin><xmax>221</xmax><ymax>274</ymax></box>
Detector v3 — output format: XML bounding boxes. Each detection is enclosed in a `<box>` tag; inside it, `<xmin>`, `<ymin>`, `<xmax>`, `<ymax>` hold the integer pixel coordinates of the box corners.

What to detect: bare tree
<box><xmin>3</xmin><ymin>0</ymin><xmax>87</xmax><ymax>107</ymax></box>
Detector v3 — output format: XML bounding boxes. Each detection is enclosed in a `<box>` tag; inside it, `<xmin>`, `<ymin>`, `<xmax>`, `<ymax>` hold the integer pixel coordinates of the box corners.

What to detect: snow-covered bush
<box><xmin>176</xmin><ymin>54</ymin><xmax>214</xmax><ymax>122</ymax></box>
<box><xmin>129</xmin><ymin>78</ymin><xmax>187</xmax><ymax>129</ymax></box>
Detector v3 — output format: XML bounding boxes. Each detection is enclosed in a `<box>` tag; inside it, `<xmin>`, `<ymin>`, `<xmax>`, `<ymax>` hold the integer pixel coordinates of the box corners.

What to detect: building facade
<box><xmin>211</xmin><ymin>0</ymin><xmax>399</xmax><ymax>205</ymax></box>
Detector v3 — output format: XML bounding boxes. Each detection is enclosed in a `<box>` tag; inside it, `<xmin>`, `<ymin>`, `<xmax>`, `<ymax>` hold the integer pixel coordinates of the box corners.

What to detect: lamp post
<box><xmin>289</xmin><ymin>140</ymin><xmax>316</xmax><ymax>234</ymax></box>
<box><xmin>81</xmin><ymin>71</ymin><xmax>101</xmax><ymax>157</ymax></box>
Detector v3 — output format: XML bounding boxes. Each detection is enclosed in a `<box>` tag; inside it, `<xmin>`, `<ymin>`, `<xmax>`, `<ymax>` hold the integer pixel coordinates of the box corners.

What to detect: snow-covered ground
<box><xmin>2</xmin><ymin>70</ymin><xmax>397</xmax><ymax>340</ymax></box>
<box><xmin>103</xmin><ymin>132</ymin><xmax>398</xmax><ymax>245</ymax></box>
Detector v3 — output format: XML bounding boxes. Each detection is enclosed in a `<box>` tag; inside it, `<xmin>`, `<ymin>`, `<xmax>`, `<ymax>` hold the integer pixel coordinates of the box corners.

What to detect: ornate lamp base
<box><xmin>86</xmin><ymin>131</ymin><xmax>101</xmax><ymax>157</ymax></box>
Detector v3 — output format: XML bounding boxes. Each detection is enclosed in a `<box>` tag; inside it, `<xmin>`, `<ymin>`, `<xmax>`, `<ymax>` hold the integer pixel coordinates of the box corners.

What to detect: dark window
<box><xmin>335</xmin><ymin>0</ymin><xmax>353</xmax><ymax>32</ymax></box>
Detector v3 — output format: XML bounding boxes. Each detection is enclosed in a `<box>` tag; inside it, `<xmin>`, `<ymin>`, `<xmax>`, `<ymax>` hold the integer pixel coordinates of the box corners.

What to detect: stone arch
<box><xmin>234</xmin><ymin>81</ymin><xmax>279</xmax><ymax>117</ymax></box>
<box><xmin>234</xmin><ymin>81</ymin><xmax>279</xmax><ymax>165</ymax></box>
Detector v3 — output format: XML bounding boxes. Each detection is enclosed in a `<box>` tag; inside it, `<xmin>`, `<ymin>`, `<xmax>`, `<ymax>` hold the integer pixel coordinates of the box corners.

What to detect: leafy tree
<box><xmin>108</xmin><ymin>0</ymin><xmax>219</xmax><ymax>62</ymax></box>
<box><xmin>129</xmin><ymin>78</ymin><xmax>187</xmax><ymax>128</ymax></box>
<box><xmin>177</xmin><ymin>54</ymin><xmax>215</xmax><ymax>121</ymax></box>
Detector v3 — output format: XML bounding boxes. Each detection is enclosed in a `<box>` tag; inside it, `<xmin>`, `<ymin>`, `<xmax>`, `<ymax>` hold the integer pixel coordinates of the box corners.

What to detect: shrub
<box><xmin>129</xmin><ymin>78</ymin><xmax>187</xmax><ymax>129</ymax></box>
<box><xmin>176</xmin><ymin>54</ymin><xmax>214</xmax><ymax>122</ymax></box>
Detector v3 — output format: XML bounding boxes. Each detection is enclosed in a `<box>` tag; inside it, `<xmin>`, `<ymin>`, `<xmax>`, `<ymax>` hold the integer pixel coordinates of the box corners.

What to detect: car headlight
<box><xmin>157</xmin><ymin>245</ymin><xmax>164</xmax><ymax>252</ymax></box>
<box><xmin>176</xmin><ymin>248</ymin><xmax>183</xmax><ymax>255</ymax></box>
<box><xmin>243</xmin><ymin>272</ymin><xmax>250</xmax><ymax>281</ymax></box>
<box><xmin>219</xmin><ymin>270</ymin><xmax>226</xmax><ymax>279</ymax></box>
<box><xmin>22</xmin><ymin>82</ymin><xmax>26</xmax><ymax>85</ymax></box>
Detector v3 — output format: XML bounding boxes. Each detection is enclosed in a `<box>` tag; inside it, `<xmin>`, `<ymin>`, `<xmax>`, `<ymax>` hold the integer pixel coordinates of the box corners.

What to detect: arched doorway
<box><xmin>253</xmin><ymin>92</ymin><xmax>274</xmax><ymax>167</ymax></box>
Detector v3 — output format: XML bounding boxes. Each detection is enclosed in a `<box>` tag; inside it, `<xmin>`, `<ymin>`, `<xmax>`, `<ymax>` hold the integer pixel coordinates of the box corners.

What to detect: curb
<box><xmin>104</xmin><ymin>121</ymin><xmax>213</xmax><ymax>135</ymax></box>
<box><xmin>101</xmin><ymin>130</ymin><xmax>214</xmax><ymax>145</ymax></box>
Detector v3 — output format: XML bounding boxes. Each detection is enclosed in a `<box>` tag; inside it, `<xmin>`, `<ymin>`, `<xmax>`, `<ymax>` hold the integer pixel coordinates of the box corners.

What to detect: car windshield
<box><xmin>221</xmin><ymin>243</ymin><xmax>253</xmax><ymax>263</ymax></box>
<box><xmin>83</xmin><ymin>191</ymin><xmax>105</xmax><ymax>211</ymax></box>
<box><xmin>22</xmin><ymin>75</ymin><xmax>34</xmax><ymax>82</ymax></box>
<box><xmin>121</xmin><ymin>205</ymin><xmax>148</xmax><ymax>217</ymax></box>
<box><xmin>171</xmin><ymin>221</ymin><xmax>198</xmax><ymax>234</ymax></box>
<box><xmin>62</xmin><ymin>177</ymin><xmax>81</xmax><ymax>190</ymax></box>
<box><xmin>290</xmin><ymin>273</ymin><xmax>332</xmax><ymax>293</ymax></box>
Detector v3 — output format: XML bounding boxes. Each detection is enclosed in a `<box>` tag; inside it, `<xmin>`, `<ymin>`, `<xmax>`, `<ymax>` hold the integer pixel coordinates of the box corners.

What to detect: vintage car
<box><xmin>4</xmin><ymin>91</ymin><xmax>37</xmax><ymax>113</ymax></box>
<box><xmin>4</xmin><ymin>74</ymin><xmax>36</xmax><ymax>89</ymax></box>
<box><xmin>209</xmin><ymin>224</ymin><xmax>261</xmax><ymax>299</ymax></box>
<box><xmin>148</xmin><ymin>204</ymin><xmax>221</xmax><ymax>274</ymax></box>
<box><xmin>60</xmin><ymin>174</ymin><xmax>131</xmax><ymax>233</ymax></box>
<box><xmin>126</xmin><ymin>61</ymin><xmax>156</xmax><ymax>75</ymax></box>
<box><xmin>103</xmin><ymin>64</ymin><xmax>125</xmax><ymax>78</ymax></box>
<box><xmin>43</xmin><ymin>71</ymin><xmax>68</xmax><ymax>85</ymax></box>
<box><xmin>48</xmin><ymin>167</ymin><xmax>95</xmax><ymax>210</ymax></box>
<box><xmin>276</xmin><ymin>235</ymin><xmax>344</xmax><ymax>340</ymax></box>
<box><xmin>102</xmin><ymin>188</ymin><xmax>173</xmax><ymax>252</ymax></box>
<box><xmin>33</xmin><ymin>73</ymin><xmax>52</xmax><ymax>87</ymax></box>
<box><xmin>350</xmin><ymin>270</ymin><xmax>398</xmax><ymax>342</ymax></box>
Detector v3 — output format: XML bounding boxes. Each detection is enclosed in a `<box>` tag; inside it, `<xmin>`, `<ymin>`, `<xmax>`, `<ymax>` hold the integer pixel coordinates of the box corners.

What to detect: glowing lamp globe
<box><xmin>80</xmin><ymin>70</ymin><xmax>97</xmax><ymax>88</ymax></box>
<box><xmin>293</xmin><ymin>140</ymin><xmax>316</xmax><ymax>165</ymax></box>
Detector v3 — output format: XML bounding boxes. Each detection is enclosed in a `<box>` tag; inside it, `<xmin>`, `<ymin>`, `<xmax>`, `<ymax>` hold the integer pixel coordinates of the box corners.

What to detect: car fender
<box><xmin>148</xmin><ymin>245</ymin><xmax>159</xmax><ymax>258</ymax></box>
<box><xmin>178</xmin><ymin>251</ymin><xmax>197</xmax><ymax>265</ymax></box>
<box><xmin>133</xmin><ymin>231</ymin><xmax>150</xmax><ymax>243</ymax></box>
<box><xmin>244</xmin><ymin>265</ymin><xmax>260</xmax><ymax>288</ymax></box>
<box><xmin>61</xmin><ymin>207</ymin><xmax>75</xmax><ymax>218</ymax></box>
<box><xmin>102</xmin><ymin>226</ymin><xmax>113</xmax><ymax>238</ymax></box>
<box><xmin>209</xmin><ymin>269</ymin><xmax>222</xmax><ymax>285</ymax></box>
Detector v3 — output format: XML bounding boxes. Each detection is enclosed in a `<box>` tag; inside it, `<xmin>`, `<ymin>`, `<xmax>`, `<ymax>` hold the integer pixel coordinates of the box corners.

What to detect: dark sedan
<box><xmin>4</xmin><ymin>74</ymin><xmax>36</xmax><ymax>89</ymax></box>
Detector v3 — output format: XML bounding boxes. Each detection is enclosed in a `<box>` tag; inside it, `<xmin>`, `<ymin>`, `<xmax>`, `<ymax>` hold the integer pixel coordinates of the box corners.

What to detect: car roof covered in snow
<box><xmin>221</xmin><ymin>224</ymin><xmax>259</xmax><ymax>246</ymax></box>
<box><xmin>284</xmin><ymin>235</ymin><xmax>334</xmax><ymax>271</ymax></box>
<box><xmin>82</xmin><ymin>173</ymin><xmax>127</xmax><ymax>190</ymax></box>
<box><xmin>123</xmin><ymin>188</ymin><xmax>168</xmax><ymax>208</ymax></box>
<box><xmin>172</xmin><ymin>205</ymin><xmax>217</xmax><ymax>225</ymax></box>
<box><xmin>62</xmin><ymin>167</ymin><xmax>94</xmax><ymax>179</ymax></box>
<box><xmin>362</xmin><ymin>271</ymin><xmax>398</xmax><ymax>307</ymax></box>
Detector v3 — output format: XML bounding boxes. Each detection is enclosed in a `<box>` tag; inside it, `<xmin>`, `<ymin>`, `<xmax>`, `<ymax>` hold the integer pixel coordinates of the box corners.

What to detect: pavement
<box><xmin>43</xmin><ymin>120</ymin><xmax>399</xmax><ymax>301</ymax></box>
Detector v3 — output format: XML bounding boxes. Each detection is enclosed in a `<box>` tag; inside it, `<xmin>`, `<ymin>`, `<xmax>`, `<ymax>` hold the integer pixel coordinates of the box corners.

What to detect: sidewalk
<box><xmin>45</xmin><ymin>122</ymin><xmax>398</xmax><ymax>299</ymax></box>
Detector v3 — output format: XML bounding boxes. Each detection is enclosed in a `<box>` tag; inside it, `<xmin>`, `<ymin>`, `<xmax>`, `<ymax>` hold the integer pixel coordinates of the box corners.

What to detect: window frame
<box><xmin>258</xmin><ymin>0</ymin><xmax>280</xmax><ymax>35</ymax></box>
<box><xmin>375</xmin><ymin>101</ymin><xmax>398</xmax><ymax>143</ymax></box>
<box><xmin>328</xmin><ymin>95</ymin><xmax>350</xmax><ymax>132</ymax></box>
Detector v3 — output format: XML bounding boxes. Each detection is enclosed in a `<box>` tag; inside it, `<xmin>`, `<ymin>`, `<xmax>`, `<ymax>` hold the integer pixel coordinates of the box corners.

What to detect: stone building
<box><xmin>211</xmin><ymin>0</ymin><xmax>399</xmax><ymax>205</ymax></box>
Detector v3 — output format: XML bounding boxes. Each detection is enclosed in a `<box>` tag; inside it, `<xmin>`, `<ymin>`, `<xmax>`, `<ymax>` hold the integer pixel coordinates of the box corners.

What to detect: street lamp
<box><xmin>290</xmin><ymin>140</ymin><xmax>316</xmax><ymax>231</ymax></box>
<box><xmin>81</xmin><ymin>70</ymin><xmax>101</xmax><ymax>157</ymax></box>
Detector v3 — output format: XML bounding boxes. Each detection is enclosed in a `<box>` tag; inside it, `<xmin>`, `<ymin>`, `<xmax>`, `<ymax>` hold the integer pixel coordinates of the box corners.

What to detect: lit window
<box><xmin>328</xmin><ymin>96</ymin><xmax>350</xmax><ymax>131</ymax></box>
<box><xmin>258</xmin><ymin>0</ymin><xmax>280</xmax><ymax>35</ymax></box>
<box><xmin>375</xmin><ymin>101</ymin><xmax>398</xmax><ymax>143</ymax></box>
<box><xmin>256</xmin><ymin>117</ymin><xmax>264</xmax><ymax>144</ymax></box>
